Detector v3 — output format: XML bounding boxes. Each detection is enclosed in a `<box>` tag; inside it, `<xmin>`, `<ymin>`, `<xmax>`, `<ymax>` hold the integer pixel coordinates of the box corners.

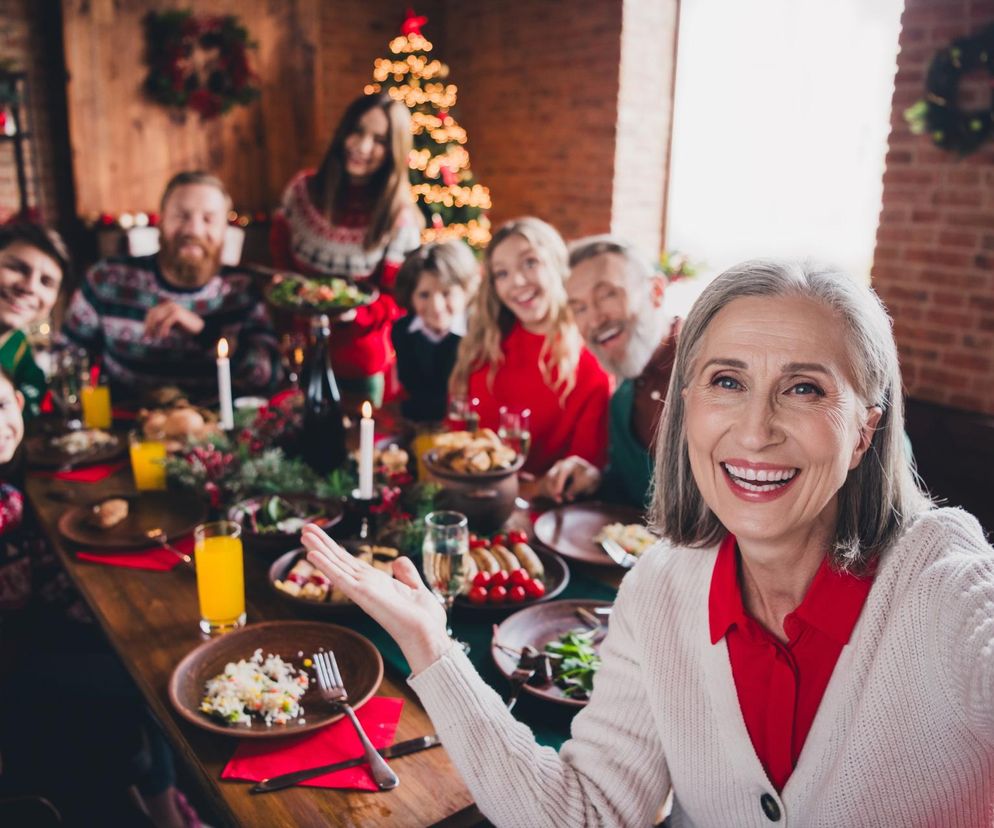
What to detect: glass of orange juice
<box><xmin>194</xmin><ymin>521</ymin><xmax>245</xmax><ymax>636</ymax></box>
<box><xmin>129</xmin><ymin>432</ymin><xmax>167</xmax><ymax>491</ymax></box>
<box><xmin>81</xmin><ymin>381</ymin><xmax>112</xmax><ymax>429</ymax></box>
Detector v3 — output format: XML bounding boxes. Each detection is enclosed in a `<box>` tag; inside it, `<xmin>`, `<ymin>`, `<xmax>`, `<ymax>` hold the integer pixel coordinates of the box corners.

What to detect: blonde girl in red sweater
<box><xmin>449</xmin><ymin>217</ymin><xmax>610</xmax><ymax>475</ymax></box>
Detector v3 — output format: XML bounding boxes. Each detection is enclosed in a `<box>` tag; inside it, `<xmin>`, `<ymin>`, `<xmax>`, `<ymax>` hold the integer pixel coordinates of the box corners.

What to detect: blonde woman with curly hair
<box><xmin>449</xmin><ymin>217</ymin><xmax>610</xmax><ymax>474</ymax></box>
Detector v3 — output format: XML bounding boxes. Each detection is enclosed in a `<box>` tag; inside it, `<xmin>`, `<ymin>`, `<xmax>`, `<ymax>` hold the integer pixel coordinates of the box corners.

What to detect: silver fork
<box><xmin>313</xmin><ymin>651</ymin><xmax>399</xmax><ymax>791</ymax></box>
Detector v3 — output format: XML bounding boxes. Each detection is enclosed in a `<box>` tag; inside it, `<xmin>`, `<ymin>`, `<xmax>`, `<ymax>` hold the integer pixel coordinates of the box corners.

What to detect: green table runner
<box><xmin>351</xmin><ymin>567</ymin><xmax>617</xmax><ymax>751</ymax></box>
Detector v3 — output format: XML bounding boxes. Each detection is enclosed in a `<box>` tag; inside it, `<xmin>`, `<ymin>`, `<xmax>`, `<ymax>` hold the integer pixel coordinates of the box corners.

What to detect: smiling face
<box><xmin>0</xmin><ymin>376</ymin><xmax>24</xmax><ymax>464</ymax></box>
<box><xmin>682</xmin><ymin>295</ymin><xmax>880</xmax><ymax>560</ymax></box>
<box><xmin>567</xmin><ymin>251</ymin><xmax>667</xmax><ymax>378</ymax></box>
<box><xmin>412</xmin><ymin>271</ymin><xmax>467</xmax><ymax>337</ymax></box>
<box><xmin>0</xmin><ymin>241</ymin><xmax>63</xmax><ymax>331</ymax></box>
<box><xmin>343</xmin><ymin>107</ymin><xmax>389</xmax><ymax>183</ymax></box>
<box><xmin>489</xmin><ymin>234</ymin><xmax>554</xmax><ymax>332</ymax></box>
<box><xmin>158</xmin><ymin>183</ymin><xmax>228</xmax><ymax>288</ymax></box>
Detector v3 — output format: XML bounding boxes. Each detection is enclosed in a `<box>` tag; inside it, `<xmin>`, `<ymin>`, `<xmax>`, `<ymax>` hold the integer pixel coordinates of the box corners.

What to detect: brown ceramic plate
<box><xmin>58</xmin><ymin>489</ymin><xmax>207</xmax><ymax>549</ymax></box>
<box><xmin>452</xmin><ymin>547</ymin><xmax>570</xmax><ymax>617</ymax></box>
<box><xmin>227</xmin><ymin>495</ymin><xmax>344</xmax><ymax>558</ymax></box>
<box><xmin>268</xmin><ymin>541</ymin><xmax>402</xmax><ymax>616</ymax></box>
<box><xmin>26</xmin><ymin>430</ymin><xmax>126</xmax><ymax>469</ymax></box>
<box><xmin>533</xmin><ymin>502</ymin><xmax>647</xmax><ymax>568</ymax></box>
<box><xmin>491</xmin><ymin>599</ymin><xmax>612</xmax><ymax>708</ymax></box>
<box><xmin>168</xmin><ymin>620</ymin><xmax>383</xmax><ymax>738</ymax></box>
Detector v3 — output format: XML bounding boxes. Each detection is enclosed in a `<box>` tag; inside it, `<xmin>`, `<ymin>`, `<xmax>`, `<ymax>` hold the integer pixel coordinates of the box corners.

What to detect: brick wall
<box><xmin>0</xmin><ymin>0</ymin><xmax>62</xmax><ymax>224</ymax></box>
<box><xmin>873</xmin><ymin>0</ymin><xmax>994</xmax><ymax>415</ymax></box>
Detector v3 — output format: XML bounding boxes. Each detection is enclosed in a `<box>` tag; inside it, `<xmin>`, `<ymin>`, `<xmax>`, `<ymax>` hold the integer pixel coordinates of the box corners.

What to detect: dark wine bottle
<box><xmin>301</xmin><ymin>314</ymin><xmax>347</xmax><ymax>474</ymax></box>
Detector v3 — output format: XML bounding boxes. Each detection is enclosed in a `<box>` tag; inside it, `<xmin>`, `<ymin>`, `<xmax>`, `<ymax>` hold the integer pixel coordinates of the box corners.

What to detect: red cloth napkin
<box><xmin>75</xmin><ymin>534</ymin><xmax>193</xmax><ymax>571</ymax></box>
<box><xmin>221</xmin><ymin>697</ymin><xmax>404</xmax><ymax>790</ymax></box>
<box><xmin>31</xmin><ymin>461</ymin><xmax>128</xmax><ymax>483</ymax></box>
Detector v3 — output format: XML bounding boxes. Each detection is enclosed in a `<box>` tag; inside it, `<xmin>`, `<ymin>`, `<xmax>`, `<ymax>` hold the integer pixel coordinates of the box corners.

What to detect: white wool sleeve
<box><xmin>408</xmin><ymin>563</ymin><xmax>670</xmax><ymax>828</ymax></box>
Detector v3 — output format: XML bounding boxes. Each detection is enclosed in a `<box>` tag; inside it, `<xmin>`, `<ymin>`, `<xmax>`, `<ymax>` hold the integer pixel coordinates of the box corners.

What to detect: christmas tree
<box><xmin>364</xmin><ymin>9</ymin><xmax>491</xmax><ymax>248</ymax></box>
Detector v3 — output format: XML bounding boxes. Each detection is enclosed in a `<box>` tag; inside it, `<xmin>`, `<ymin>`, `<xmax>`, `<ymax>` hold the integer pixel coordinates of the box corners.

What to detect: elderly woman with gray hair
<box><xmin>301</xmin><ymin>259</ymin><xmax>994</xmax><ymax>827</ymax></box>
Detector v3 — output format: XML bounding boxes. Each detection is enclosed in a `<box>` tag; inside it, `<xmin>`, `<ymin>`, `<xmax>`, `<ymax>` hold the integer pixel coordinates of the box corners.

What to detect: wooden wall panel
<box><xmin>62</xmin><ymin>0</ymin><xmax>321</xmax><ymax>216</ymax></box>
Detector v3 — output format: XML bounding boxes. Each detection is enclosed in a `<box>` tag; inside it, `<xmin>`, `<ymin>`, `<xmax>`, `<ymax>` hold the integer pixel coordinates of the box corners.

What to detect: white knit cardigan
<box><xmin>409</xmin><ymin>508</ymin><xmax>994</xmax><ymax>827</ymax></box>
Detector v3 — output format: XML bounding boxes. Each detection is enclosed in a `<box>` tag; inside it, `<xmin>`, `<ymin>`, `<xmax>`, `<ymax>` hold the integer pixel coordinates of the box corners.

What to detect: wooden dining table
<box><xmin>25</xmin><ymin>467</ymin><xmax>488</xmax><ymax>828</ymax></box>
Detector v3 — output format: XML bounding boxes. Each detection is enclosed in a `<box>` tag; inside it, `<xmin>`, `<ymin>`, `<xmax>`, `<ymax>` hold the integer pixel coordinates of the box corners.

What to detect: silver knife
<box><xmin>600</xmin><ymin>538</ymin><xmax>637</xmax><ymax>569</ymax></box>
<box><xmin>250</xmin><ymin>734</ymin><xmax>442</xmax><ymax>793</ymax></box>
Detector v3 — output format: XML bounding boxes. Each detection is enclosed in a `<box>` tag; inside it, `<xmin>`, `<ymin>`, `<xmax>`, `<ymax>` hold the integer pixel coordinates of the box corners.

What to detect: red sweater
<box><xmin>467</xmin><ymin>324</ymin><xmax>611</xmax><ymax>475</ymax></box>
<box><xmin>269</xmin><ymin>172</ymin><xmax>421</xmax><ymax>378</ymax></box>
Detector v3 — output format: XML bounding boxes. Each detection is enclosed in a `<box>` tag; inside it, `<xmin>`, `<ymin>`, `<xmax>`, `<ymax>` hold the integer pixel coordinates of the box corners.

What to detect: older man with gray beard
<box><xmin>542</xmin><ymin>236</ymin><xmax>677</xmax><ymax>508</ymax></box>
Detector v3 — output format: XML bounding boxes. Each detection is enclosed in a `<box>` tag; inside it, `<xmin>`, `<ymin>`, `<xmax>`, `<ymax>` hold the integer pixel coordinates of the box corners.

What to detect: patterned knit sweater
<box><xmin>269</xmin><ymin>170</ymin><xmax>422</xmax><ymax>377</ymax></box>
<box><xmin>62</xmin><ymin>255</ymin><xmax>280</xmax><ymax>400</ymax></box>
<box><xmin>410</xmin><ymin>507</ymin><xmax>994</xmax><ymax>827</ymax></box>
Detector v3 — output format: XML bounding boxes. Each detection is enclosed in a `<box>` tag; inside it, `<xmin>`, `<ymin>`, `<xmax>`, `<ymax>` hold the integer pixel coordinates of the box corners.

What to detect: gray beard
<box><xmin>592</xmin><ymin>309</ymin><xmax>670</xmax><ymax>380</ymax></box>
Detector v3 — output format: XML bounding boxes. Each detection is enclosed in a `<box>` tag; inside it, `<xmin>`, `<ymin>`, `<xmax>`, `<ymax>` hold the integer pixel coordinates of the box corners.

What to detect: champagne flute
<box><xmin>422</xmin><ymin>510</ymin><xmax>470</xmax><ymax>653</ymax></box>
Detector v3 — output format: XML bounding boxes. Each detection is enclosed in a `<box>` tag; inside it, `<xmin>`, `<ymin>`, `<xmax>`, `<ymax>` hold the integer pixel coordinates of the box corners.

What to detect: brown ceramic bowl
<box><xmin>227</xmin><ymin>495</ymin><xmax>343</xmax><ymax>559</ymax></box>
<box><xmin>423</xmin><ymin>450</ymin><xmax>526</xmax><ymax>533</ymax></box>
<box><xmin>491</xmin><ymin>599</ymin><xmax>612</xmax><ymax>708</ymax></box>
<box><xmin>168</xmin><ymin>620</ymin><xmax>383</xmax><ymax>738</ymax></box>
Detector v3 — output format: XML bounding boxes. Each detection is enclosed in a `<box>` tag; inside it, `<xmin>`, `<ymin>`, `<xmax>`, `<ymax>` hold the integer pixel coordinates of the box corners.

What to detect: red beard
<box><xmin>159</xmin><ymin>233</ymin><xmax>223</xmax><ymax>287</ymax></box>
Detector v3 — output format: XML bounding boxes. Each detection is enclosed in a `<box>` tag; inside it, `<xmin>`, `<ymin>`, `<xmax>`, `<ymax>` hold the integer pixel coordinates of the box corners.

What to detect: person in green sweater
<box><xmin>542</xmin><ymin>235</ymin><xmax>677</xmax><ymax>508</ymax></box>
<box><xmin>0</xmin><ymin>223</ymin><xmax>70</xmax><ymax>418</ymax></box>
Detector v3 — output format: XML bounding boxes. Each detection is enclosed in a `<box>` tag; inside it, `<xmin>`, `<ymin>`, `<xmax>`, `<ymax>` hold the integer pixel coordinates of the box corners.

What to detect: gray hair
<box><xmin>648</xmin><ymin>258</ymin><xmax>930</xmax><ymax>572</ymax></box>
<box><xmin>568</xmin><ymin>234</ymin><xmax>657</xmax><ymax>286</ymax></box>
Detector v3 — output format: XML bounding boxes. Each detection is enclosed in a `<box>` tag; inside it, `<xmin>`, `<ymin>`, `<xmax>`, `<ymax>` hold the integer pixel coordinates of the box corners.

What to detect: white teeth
<box><xmin>595</xmin><ymin>325</ymin><xmax>624</xmax><ymax>344</ymax></box>
<box><xmin>723</xmin><ymin>463</ymin><xmax>797</xmax><ymax>483</ymax></box>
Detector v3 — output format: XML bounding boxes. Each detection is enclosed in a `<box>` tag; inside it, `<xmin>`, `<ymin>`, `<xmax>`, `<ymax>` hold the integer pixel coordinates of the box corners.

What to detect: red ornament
<box><xmin>98</xmin><ymin>213</ymin><xmax>115</xmax><ymax>227</ymax></box>
<box><xmin>431</xmin><ymin>212</ymin><xmax>444</xmax><ymax>229</ymax></box>
<box><xmin>401</xmin><ymin>7</ymin><xmax>428</xmax><ymax>37</ymax></box>
<box><xmin>439</xmin><ymin>164</ymin><xmax>455</xmax><ymax>187</ymax></box>
<box><xmin>147</xmin><ymin>212</ymin><xmax>160</xmax><ymax>226</ymax></box>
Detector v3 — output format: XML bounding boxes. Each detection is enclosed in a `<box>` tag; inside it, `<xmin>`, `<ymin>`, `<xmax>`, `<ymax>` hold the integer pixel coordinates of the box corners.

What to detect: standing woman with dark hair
<box><xmin>270</xmin><ymin>92</ymin><xmax>424</xmax><ymax>405</ymax></box>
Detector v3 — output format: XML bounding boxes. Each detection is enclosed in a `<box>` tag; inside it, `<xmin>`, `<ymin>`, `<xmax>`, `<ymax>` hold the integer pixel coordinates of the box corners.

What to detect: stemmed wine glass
<box><xmin>422</xmin><ymin>510</ymin><xmax>471</xmax><ymax>653</ymax></box>
<box><xmin>498</xmin><ymin>406</ymin><xmax>531</xmax><ymax>461</ymax></box>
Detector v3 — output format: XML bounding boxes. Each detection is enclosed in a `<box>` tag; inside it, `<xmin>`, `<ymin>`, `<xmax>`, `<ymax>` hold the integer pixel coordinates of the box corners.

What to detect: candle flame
<box><xmin>217</xmin><ymin>338</ymin><xmax>229</xmax><ymax>359</ymax></box>
<box><xmin>361</xmin><ymin>401</ymin><xmax>373</xmax><ymax>419</ymax></box>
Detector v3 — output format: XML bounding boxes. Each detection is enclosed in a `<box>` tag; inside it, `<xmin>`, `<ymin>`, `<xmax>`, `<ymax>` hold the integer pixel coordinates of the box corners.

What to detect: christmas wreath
<box><xmin>905</xmin><ymin>23</ymin><xmax>994</xmax><ymax>155</ymax></box>
<box><xmin>143</xmin><ymin>10</ymin><xmax>259</xmax><ymax>119</ymax></box>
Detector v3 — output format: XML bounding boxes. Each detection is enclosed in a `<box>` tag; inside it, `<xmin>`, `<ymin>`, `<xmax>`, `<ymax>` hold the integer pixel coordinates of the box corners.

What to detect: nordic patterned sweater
<box><xmin>62</xmin><ymin>255</ymin><xmax>280</xmax><ymax>401</ymax></box>
<box><xmin>410</xmin><ymin>507</ymin><xmax>994</xmax><ymax>827</ymax></box>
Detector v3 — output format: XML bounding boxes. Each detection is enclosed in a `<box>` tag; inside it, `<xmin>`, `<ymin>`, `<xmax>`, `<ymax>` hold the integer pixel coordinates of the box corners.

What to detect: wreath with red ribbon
<box><xmin>143</xmin><ymin>10</ymin><xmax>259</xmax><ymax>119</ymax></box>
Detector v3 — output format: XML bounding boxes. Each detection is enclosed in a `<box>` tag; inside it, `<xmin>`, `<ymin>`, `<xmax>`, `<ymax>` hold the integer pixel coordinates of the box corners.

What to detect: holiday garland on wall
<box><xmin>905</xmin><ymin>23</ymin><xmax>994</xmax><ymax>155</ymax></box>
<box><xmin>143</xmin><ymin>11</ymin><xmax>260</xmax><ymax>119</ymax></box>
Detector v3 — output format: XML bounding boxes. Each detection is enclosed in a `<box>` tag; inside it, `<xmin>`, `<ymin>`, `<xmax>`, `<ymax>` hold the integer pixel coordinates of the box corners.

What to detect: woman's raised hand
<box><xmin>300</xmin><ymin>524</ymin><xmax>454</xmax><ymax>673</ymax></box>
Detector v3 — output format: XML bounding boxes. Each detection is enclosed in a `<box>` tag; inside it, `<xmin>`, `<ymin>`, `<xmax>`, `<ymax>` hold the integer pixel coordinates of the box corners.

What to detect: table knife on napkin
<box><xmin>250</xmin><ymin>734</ymin><xmax>442</xmax><ymax>793</ymax></box>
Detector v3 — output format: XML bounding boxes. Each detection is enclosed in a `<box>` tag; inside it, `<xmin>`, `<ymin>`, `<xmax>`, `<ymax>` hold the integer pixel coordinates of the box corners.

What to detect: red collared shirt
<box><xmin>708</xmin><ymin>534</ymin><xmax>874</xmax><ymax>791</ymax></box>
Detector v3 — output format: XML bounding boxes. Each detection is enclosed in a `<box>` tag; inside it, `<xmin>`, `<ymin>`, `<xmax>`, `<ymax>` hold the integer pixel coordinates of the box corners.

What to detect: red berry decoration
<box><xmin>508</xmin><ymin>585</ymin><xmax>527</xmax><ymax>603</ymax></box>
<box><xmin>468</xmin><ymin>586</ymin><xmax>488</xmax><ymax>605</ymax></box>
<box><xmin>488</xmin><ymin>585</ymin><xmax>508</xmax><ymax>603</ymax></box>
<box><xmin>471</xmin><ymin>571</ymin><xmax>492</xmax><ymax>589</ymax></box>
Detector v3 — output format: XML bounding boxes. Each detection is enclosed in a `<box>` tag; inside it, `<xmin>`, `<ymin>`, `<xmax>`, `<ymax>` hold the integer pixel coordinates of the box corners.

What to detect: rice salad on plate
<box><xmin>200</xmin><ymin>648</ymin><xmax>309</xmax><ymax>727</ymax></box>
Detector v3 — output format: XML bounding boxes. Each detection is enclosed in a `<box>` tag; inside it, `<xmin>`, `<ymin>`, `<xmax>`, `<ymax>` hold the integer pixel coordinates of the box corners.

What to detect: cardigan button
<box><xmin>760</xmin><ymin>793</ymin><xmax>781</xmax><ymax>821</ymax></box>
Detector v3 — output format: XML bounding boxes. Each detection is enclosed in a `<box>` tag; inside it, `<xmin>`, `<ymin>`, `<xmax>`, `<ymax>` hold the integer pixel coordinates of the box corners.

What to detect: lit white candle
<box><xmin>216</xmin><ymin>337</ymin><xmax>234</xmax><ymax>430</ymax></box>
<box><xmin>359</xmin><ymin>400</ymin><xmax>375</xmax><ymax>499</ymax></box>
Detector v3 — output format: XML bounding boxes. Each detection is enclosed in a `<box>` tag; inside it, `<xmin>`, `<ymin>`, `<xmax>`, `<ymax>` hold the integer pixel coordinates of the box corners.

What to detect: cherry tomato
<box><xmin>491</xmin><ymin>533</ymin><xmax>507</xmax><ymax>546</ymax></box>
<box><xmin>509</xmin><ymin>568</ymin><xmax>529</xmax><ymax>587</ymax></box>
<box><xmin>471</xmin><ymin>570</ymin><xmax>492</xmax><ymax>589</ymax></box>
<box><xmin>488</xmin><ymin>585</ymin><xmax>508</xmax><ymax>603</ymax></box>
<box><xmin>467</xmin><ymin>586</ymin><xmax>489</xmax><ymax>605</ymax></box>
<box><xmin>508</xmin><ymin>585</ymin><xmax>527</xmax><ymax>603</ymax></box>
<box><xmin>508</xmin><ymin>530</ymin><xmax>528</xmax><ymax>544</ymax></box>
<box><xmin>524</xmin><ymin>578</ymin><xmax>546</xmax><ymax>599</ymax></box>
<box><xmin>489</xmin><ymin>570</ymin><xmax>510</xmax><ymax>588</ymax></box>
<box><xmin>469</xmin><ymin>538</ymin><xmax>488</xmax><ymax>550</ymax></box>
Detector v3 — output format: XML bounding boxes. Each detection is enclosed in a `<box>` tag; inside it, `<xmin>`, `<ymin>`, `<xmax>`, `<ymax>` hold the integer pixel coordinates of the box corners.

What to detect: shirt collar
<box><xmin>708</xmin><ymin>533</ymin><xmax>875</xmax><ymax>646</ymax></box>
<box><xmin>408</xmin><ymin>314</ymin><xmax>466</xmax><ymax>343</ymax></box>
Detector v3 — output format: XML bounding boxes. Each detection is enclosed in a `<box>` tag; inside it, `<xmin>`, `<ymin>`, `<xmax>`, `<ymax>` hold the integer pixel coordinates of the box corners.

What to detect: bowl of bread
<box><xmin>423</xmin><ymin>429</ymin><xmax>525</xmax><ymax>533</ymax></box>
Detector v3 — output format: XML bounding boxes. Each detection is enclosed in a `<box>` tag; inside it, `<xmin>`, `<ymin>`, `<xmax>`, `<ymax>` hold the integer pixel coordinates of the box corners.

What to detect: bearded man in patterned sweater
<box><xmin>63</xmin><ymin>171</ymin><xmax>280</xmax><ymax>402</ymax></box>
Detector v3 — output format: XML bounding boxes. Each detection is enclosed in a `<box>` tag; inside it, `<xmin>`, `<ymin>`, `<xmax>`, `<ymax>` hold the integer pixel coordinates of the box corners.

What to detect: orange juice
<box><xmin>413</xmin><ymin>430</ymin><xmax>438</xmax><ymax>481</ymax></box>
<box><xmin>81</xmin><ymin>385</ymin><xmax>112</xmax><ymax>429</ymax></box>
<box><xmin>194</xmin><ymin>534</ymin><xmax>245</xmax><ymax>634</ymax></box>
<box><xmin>129</xmin><ymin>440</ymin><xmax>166</xmax><ymax>491</ymax></box>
